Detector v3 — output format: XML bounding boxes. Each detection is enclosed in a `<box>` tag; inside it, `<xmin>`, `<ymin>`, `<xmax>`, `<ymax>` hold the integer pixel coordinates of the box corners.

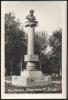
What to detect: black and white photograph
<box><xmin>1</xmin><ymin>1</ymin><xmax>67</xmax><ymax>99</ymax></box>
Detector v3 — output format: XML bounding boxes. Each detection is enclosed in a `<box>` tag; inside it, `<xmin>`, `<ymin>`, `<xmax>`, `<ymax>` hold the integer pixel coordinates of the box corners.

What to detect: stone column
<box><xmin>24</xmin><ymin>10</ymin><xmax>38</xmax><ymax>70</ymax></box>
<box><xmin>28</xmin><ymin>27</ymin><xmax>35</xmax><ymax>54</ymax></box>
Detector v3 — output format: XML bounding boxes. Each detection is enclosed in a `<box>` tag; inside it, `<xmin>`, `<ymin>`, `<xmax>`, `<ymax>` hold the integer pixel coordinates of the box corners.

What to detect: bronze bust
<box><xmin>26</xmin><ymin>10</ymin><xmax>36</xmax><ymax>21</ymax></box>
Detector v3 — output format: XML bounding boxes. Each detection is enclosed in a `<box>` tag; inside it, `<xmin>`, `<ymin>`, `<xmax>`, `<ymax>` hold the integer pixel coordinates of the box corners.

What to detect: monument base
<box><xmin>12</xmin><ymin>70</ymin><xmax>52</xmax><ymax>87</ymax></box>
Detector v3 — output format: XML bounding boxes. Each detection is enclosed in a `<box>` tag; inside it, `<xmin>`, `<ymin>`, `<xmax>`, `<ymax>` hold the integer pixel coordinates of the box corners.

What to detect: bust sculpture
<box><xmin>26</xmin><ymin>10</ymin><xmax>36</xmax><ymax>21</ymax></box>
<box><xmin>25</xmin><ymin>9</ymin><xmax>38</xmax><ymax>27</ymax></box>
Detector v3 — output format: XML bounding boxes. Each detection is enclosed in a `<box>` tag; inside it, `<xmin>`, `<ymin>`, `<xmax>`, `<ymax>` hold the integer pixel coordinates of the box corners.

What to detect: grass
<box><xmin>5</xmin><ymin>75</ymin><xmax>62</xmax><ymax>93</ymax></box>
<box><xmin>5</xmin><ymin>82</ymin><xmax>62</xmax><ymax>93</ymax></box>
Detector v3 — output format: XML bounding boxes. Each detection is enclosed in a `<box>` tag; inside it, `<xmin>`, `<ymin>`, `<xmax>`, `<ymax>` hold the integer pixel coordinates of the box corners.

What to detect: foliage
<box><xmin>5</xmin><ymin>12</ymin><xmax>62</xmax><ymax>75</ymax></box>
<box><xmin>49</xmin><ymin>29</ymin><xmax>62</xmax><ymax>55</ymax></box>
<box><xmin>34</xmin><ymin>31</ymin><xmax>48</xmax><ymax>56</ymax></box>
<box><xmin>34</xmin><ymin>29</ymin><xmax>62</xmax><ymax>74</ymax></box>
<box><xmin>48</xmin><ymin>29</ymin><xmax>62</xmax><ymax>74</ymax></box>
<box><xmin>34</xmin><ymin>31</ymin><xmax>49</xmax><ymax>72</ymax></box>
<box><xmin>5</xmin><ymin>12</ymin><xmax>27</xmax><ymax>75</ymax></box>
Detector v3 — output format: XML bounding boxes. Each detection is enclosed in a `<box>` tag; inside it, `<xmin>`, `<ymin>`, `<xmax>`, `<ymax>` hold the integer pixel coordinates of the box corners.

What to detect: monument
<box><xmin>12</xmin><ymin>10</ymin><xmax>51</xmax><ymax>87</ymax></box>
<box><xmin>24</xmin><ymin>10</ymin><xmax>39</xmax><ymax>71</ymax></box>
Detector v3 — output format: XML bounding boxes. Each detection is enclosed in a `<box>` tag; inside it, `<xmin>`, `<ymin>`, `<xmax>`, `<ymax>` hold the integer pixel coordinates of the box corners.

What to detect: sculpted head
<box><xmin>30</xmin><ymin>10</ymin><xmax>34</xmax><ymax>16</ymax></box>
<box><xmin>25</xmin><ymin>10</ymin><xmax>38</xmax><ymax>27</ymax></box>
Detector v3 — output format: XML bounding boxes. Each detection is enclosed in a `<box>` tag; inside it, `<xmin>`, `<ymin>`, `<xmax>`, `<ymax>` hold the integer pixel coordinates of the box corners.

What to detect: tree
<box><xmin>34</xmin><ymin>31</ymin><xmax>48</xmax><ymax>55</ymax></box>
<box><xmin>49</xmin><ymin>29</ymin><xmax>62</xmax><ymax>54</ymax></box>
<box><xmin>49</xmin><ymin>29</ymin><xmax>62</xmax><ymax>75</ymax></box>
<box><xmin>34</xmin><ymin>31</ymin><xmax>49</xmax><ymax>73</ymax></box>
<box><xmin>5</xmin><ymin>12</ymin><xmax>27</xmax><ymax>75</ymax></box>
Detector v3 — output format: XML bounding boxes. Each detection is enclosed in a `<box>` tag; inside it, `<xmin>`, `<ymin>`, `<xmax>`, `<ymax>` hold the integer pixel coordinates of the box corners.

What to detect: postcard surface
<box><xmin>1</xmin><ymin>1</ymin><xmax>67</xmax><ymax>99</ymax></box>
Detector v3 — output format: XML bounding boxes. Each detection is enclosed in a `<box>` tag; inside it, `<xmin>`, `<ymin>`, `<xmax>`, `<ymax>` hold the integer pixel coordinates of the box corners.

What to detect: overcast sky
<box><xmin>2</xmin><ymin>1</ymin><xmax>65</xmax><ymax>35</ymax></box>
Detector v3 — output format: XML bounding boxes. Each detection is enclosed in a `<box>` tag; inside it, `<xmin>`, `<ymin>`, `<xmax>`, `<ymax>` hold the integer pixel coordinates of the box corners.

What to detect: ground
<box><xmin>5</xmin><ymin>76</ymin><xmax>62</xmax><ymax>93</ymax></box>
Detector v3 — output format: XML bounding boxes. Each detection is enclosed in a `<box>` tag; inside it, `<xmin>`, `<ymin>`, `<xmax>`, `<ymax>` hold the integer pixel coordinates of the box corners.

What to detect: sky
<box><xmin>2</xmin><ymin>1</ymin><xmax>64</xmax><ymax>35</ymax></box>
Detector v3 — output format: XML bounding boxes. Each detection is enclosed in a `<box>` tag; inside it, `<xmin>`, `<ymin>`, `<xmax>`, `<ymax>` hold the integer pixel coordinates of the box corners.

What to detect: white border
<box><xmin>1</xmin><ymin>1</ymin><xmax>67</xmax><ymax>99</ymax></box>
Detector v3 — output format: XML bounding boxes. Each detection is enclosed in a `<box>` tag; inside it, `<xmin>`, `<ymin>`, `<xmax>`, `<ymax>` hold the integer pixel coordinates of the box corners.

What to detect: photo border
<box><xmin>1</xmin><ymin>0</ymin><xmax>67</xmax><ymax>99</ymax></box>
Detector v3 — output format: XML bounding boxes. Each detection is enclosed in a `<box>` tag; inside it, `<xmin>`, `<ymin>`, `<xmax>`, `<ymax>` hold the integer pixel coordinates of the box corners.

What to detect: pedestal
<box><xmin>12</xmin><ymin>70</ymin><xmax>52</xmax><ymax>87</ymax></box>
<box><xmin>12</xmin><ymin>54</ymin><xmax>52</xmax><ymax>86</ymax></box>
<box><xmin>24</xmin><ymin>54</ymin><xmax>38</xmax><ymax>70</ymax></box>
